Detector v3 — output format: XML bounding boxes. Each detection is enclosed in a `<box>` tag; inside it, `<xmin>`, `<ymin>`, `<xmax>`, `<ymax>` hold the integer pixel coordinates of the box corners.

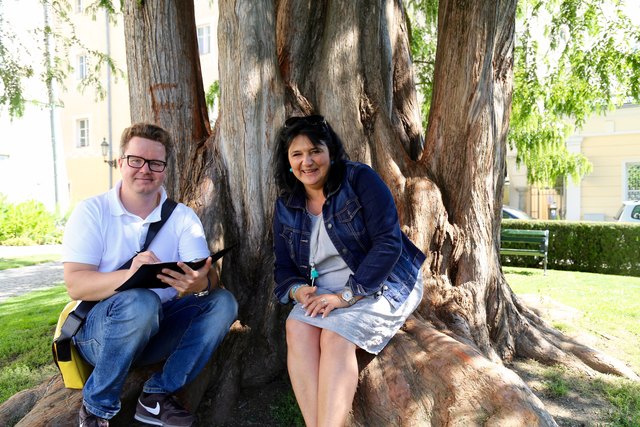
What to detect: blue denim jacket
<box><xmin>272</xmin><ymin>161</ymin><xmax>426</xmax><ymax>309</ymax></box>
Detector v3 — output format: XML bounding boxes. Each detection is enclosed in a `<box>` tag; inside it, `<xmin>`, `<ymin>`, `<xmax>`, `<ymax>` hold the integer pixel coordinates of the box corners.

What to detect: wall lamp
<box><xmin>100</xmin><ymin>137</ymin><xmax>118</xmax><ymax>168</ymax></box>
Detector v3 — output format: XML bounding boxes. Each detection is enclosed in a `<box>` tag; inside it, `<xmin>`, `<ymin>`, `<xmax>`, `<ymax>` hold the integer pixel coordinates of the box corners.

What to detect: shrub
<box><xmin>0</xmin><ymin>195</ymin><xmax>64</xmax><ymax>245</ymax></box>
<box><xmin>501</xmin><ymin>219</ymin><xmax>640</xmax><ymax>277</ymax></box>
<box><xmin>0</xmin><ymin>236</ymin><xmax>37</xmax><ymax>246</ymax></box>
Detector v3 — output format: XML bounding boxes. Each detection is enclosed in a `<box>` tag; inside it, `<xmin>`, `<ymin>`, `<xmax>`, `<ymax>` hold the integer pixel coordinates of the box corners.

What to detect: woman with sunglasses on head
<box><xmin>272</xmin><ymin>114</ymin><xmax>426</xmax><ymax>426</ymax></box>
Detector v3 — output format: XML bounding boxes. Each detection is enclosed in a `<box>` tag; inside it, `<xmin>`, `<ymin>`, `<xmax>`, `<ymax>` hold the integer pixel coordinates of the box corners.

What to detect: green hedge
<box><xmin>501</xmin><ymin>219</ymin><xmax>640</xmax><ymax>277</ymax></box>
<box><xmin>0</xmin><ymin>195</ymin><xmax>64</xmax><ymax>245</ymax></box>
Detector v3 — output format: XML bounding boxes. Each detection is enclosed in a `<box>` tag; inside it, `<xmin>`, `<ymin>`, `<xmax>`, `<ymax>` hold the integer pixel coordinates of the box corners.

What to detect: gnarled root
<box><xmin>513</xmin><ymin>293</ymin><xmax>639</xmax><ymax>381</ymax></box>
<box><xmin>352</xmin><ymin>316</ymin><xmax>558</xmax><ymax>426</ymax></box>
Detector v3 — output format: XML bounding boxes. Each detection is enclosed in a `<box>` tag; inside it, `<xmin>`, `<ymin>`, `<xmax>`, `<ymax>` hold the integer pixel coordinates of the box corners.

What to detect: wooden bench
<box><xmin>500</xmin><ymin>229</ymin><xmax>549</xmax><ymax>275</ymax></box>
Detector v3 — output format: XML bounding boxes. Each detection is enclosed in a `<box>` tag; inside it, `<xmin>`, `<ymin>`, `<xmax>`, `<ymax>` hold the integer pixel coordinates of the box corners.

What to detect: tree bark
<box><xmin>209</xmin><ymin>0</ymin><xmax>559</xmax><ymax>424</ymax></box>
<box><xmin>123</xmin><ymin>0</ymin><xmax>211</xmax><ymax>199</ymax></box>
<box><xmin>424</xmin><ymin>0</ymin><xmax>516</xmax><ymax>362</ymax></box>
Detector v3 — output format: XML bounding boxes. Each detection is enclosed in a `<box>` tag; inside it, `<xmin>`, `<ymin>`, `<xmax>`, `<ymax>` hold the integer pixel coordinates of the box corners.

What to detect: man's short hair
<box><xmin>120</xmin><ymin>123</ymin><xmax>172</xmax><ymax>159</ymax></box>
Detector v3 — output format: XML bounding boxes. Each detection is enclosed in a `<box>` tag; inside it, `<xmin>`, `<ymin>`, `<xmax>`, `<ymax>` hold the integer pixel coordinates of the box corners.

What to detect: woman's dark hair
<box><xmin>273</xmin><ymin>115</ymin><xmax>349</xmax><ymax>196</ymax></box>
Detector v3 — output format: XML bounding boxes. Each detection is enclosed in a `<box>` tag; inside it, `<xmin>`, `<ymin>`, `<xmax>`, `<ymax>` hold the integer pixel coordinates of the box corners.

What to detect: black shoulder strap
<box><xmin>143</xmin><ymin>198</ymin><xmax>178</xmax><ymax>251</ymax></box>
<box><xmin>54</xmin><ymin>199</ymin><xmax>179</xmax><ymax>362</ymax></box>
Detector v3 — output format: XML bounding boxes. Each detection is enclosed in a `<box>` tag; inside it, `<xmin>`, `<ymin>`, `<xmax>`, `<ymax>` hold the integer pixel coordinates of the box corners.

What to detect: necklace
<box><xmin>309</xmin><ymin>213</ymin><xmax>322</xmax><ymax>287</ymax></box>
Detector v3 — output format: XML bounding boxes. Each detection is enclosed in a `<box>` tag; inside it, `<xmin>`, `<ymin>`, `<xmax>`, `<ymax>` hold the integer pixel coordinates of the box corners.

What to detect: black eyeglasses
<box><xmin>121</xmin><ymin>155</ymin><xmax>167</xmax><ymax>172</ymax></box>
<box><xmin>284</xmin><ymin>115</ymin><xmax>327</xmax><ymax>129</ymax></box>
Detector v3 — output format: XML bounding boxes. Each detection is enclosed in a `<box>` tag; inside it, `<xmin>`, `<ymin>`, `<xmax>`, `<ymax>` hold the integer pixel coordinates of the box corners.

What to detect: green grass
<box><xmin>505</xmin><ymin>266</ymin><xmax>640</xmax><ymax>425</ymax></box>
<box><xmin>271</xmin><ymin>388</ymin><xmax>304</xmax><ymax>427</ymax></box>
<box><xmin>0</xmin><ymin>255</ymin><xmax>61</xmax><ymax>271</ymax></box>
<box><xmin>542</xmin><ymin>366</ymin><xmax>570</xmax><ymax>398</ymax></box>
<box><xmin>606</xmin><ymin>379</ymin><xmax>640</xmax><ymax>427</ymax></box>
<box><xmin>504</xmin><ymin>266</ymin><xmax>640</xmax><ymax>372</ymax></box>
<box><xmin>529</xmin><ymin>362</ymin><xmax>640</xmax><ymax>426</ymax></box>
<box><xmin>0</xmin><ymin>285</ymin><xmax>69</xmax><ymax>403</ymax></box>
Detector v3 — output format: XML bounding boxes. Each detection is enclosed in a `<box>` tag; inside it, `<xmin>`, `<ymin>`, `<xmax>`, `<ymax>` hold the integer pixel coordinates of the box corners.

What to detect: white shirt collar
<box><xmin>108</xmin><ymin>180</ymin><xmax>168</xmax><ymax>222</ymax></box>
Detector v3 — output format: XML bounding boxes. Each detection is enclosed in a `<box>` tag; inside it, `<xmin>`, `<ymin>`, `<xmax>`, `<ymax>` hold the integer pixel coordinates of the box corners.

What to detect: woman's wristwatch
<box><xmin>340</xmin><ymin>287</ymin><xmax>356</xmax><ymax>305</ymax></box>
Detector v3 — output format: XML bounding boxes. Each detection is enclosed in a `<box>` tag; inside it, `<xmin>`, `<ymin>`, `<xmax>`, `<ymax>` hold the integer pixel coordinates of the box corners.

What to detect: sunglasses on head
<box><xmin>284</xmin><ymin>115</ymin><xmax>327</xmax><ymax>129</ymax></box>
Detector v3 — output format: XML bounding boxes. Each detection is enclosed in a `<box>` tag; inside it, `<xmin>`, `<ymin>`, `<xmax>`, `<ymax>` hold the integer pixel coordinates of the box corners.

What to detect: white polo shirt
<box><xmin>62</xmin><ymin>181</ymin><xmax>210</xmax><ymax>301</ymax></box>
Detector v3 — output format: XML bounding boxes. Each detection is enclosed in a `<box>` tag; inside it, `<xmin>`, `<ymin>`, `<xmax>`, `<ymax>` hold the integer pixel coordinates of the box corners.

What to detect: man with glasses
<box><xmin>62</xmin><ymin>123</ymin><xmax>238</xmax><ymax>427</ymax></box>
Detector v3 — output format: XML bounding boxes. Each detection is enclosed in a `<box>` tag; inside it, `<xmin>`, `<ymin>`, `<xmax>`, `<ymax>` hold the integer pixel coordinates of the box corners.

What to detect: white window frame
<box><xmin>77</xmin><ymin>119</ymin><xmax>89</xmax><ymax>148</ymax></box>
<box><xmin>197</xmin><ymin>25</ymin><xmax>211</xmax><ymax>55</ymax></box>
<box><xmin>624</xmin><ymin>161</ymin><xmax>640</xmax><ymax>201</ymax></box>
<box><xmin>77</xmin><ymin>55</ymin><xmax>88</xmax><ymax>80</ymax></box>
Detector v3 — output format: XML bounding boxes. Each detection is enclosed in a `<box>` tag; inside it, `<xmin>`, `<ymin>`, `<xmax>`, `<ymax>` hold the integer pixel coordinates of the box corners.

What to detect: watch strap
<box><xmin>193</xmin><ymin>277</ymin><xmax>212</xmax><ymax>298</ymax></box>
<box><xmin>341</xmin><ymin>288</ymin><xmax>356</xmax><ymax>305</ymax></box>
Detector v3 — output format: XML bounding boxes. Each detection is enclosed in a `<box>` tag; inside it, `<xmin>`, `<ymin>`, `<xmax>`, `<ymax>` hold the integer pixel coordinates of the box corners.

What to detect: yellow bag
<box><xmin>52</xmin><ymin>301</ymin><xmax>94</xmax><ymax>389</ymax></box>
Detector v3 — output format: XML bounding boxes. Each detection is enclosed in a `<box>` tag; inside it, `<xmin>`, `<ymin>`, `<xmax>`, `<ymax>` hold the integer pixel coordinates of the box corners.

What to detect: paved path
<box><xmin>0</xmin><ymin>244</ymin><xmax>63</xmax><ymax>258</ymax></box>
<box><xmin>0</xmin><ymin>245</ymin><xmax>65</xmax><ymax>303</ymax></box>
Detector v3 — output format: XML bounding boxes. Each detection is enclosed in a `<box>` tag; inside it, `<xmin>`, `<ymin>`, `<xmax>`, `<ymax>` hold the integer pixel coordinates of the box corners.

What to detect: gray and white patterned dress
<box><xmin>288</xmin><ymin>213</ymin><xmax>424</xmax><ymax>354</ymax></box>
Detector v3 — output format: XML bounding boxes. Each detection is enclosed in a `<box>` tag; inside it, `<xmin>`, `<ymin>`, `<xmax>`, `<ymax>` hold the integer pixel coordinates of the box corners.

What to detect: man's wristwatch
<box><xmin>193</xmin><ymin>278</ymin><xmax>211</xmax><ymax>298</ymax></box>
<box><xmin>340</xmin><ymin>287</ymin><xmax>356</xmax><ymax>306</ymax></box>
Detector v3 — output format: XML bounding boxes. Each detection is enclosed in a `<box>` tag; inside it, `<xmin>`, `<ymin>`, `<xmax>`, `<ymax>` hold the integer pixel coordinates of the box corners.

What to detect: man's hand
<box><xmin>158</xmin><ymin>256</ymin><xmax>213</xmax><ymax>296</ymax></box>
<box><xmin>127</xmin><ymin>250</ymin><xmax>161</xmax><ymax>277</ymax></box>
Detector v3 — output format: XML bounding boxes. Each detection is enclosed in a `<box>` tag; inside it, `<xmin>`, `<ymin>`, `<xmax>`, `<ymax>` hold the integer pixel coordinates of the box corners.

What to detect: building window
<box><xmin>77</xmin><ymin>119</ymin><xmax>89</xmax><ymax>148</ymax></box>
<box><xmin>197</xmin><ymin>25</ymin><xmax>211</xmax><ymax>55</ymax></box>
<box><xmin>77</xmin><ymin>55</ymin><xmax>88</xmax><ymax>80</ymax></box>
<box><xmin>626</xmin><ymin>162</ymin><xmax>640</xmax><ymax>200</ymax></box>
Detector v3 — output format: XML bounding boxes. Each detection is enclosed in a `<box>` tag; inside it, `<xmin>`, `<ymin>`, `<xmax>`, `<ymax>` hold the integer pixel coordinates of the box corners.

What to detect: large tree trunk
<box><xmin>207</xmin><ymin>0</ymin><xmax>556</xmax><ymax>424</ymax></box>
<box><xmin>123</xmin><ymin>0</ymin><xmax>211</xmax><ymax>199</ymax></box>
<box><xmin>424</xmin><ymin>0</ymin><xmax>516</xmax><ymax>362</ymax></box>
<box><xmin>4</xmin><ymin>0</ymin><xmax>636</xmax><ymax>425</ymax></box>
<box><xmin>422</xmin><ymin>0</ymin><xmax>637</xmax><ymax>382</ymax></box>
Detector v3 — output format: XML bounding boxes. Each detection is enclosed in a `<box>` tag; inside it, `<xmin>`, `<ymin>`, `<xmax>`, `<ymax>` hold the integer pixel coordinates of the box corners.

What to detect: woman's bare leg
<box><xmin>317</xmin><ymin>330</ymin><xmax>358</xmax><ymax>427</ymax></box>
<box><xmin>286</xmin><ymin>319</ymin><xmax>322</xmax><ymax>427</ymax></box>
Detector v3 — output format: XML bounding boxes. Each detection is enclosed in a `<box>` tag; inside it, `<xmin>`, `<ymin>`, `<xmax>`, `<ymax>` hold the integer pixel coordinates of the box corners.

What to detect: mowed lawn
<box><xmin>504</xmin><ymin>266</ymin><xmax>640</xmax><ymax>373</ymax></box>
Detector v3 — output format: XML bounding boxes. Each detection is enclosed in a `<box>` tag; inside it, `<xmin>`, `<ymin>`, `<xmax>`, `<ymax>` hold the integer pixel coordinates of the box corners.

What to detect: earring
<box><xmin>331</xmin><ymin>160</ymin><xmax>334</xmax><ymax>165</ymax></box>
<box><xmin>289</xmin><ymin>167</ymin><xmax>293</xmax><ymax>172</ymax></box>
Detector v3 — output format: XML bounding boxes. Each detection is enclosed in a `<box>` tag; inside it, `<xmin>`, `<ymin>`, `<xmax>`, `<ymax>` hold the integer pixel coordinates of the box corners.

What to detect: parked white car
<box><xmin>502</xmin><ymin>205</ymin><xmax>532</xmax><ymax>220</ymax></box>
<box><xmin>615</xmin><ymin>201</ymin><xmax>640</xmax><ymax>223</ymax></box>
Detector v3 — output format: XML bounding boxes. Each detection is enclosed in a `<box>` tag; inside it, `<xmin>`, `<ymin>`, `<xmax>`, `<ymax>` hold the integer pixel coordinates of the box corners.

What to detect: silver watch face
<box><xmin>342</xmin><ymin>289</ymin><xmax>353</xmax><ymax>301</ymax></box>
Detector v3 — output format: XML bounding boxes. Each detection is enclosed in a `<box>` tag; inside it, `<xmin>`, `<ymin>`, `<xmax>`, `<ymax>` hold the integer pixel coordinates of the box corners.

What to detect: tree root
<box><xmin>352</xmin><ymin>315</ymin><xmax>558</xmax><ymax>426</ymax></box>
<box><xmin>513</xmin><ymin>293</ymin><xmax>639</xmax><ymax>381</ymax></box>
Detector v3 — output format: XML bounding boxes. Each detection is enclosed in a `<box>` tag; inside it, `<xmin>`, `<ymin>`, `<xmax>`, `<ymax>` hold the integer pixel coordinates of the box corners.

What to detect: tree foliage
<box><xmin>0</xmin><ymin>194</ymin><xmax>63</xmax><ymax>245</ymax></box>
<box><xmin>0</xmin><ymin>0</ymin><xmax>34</xmax><ymax>117</ymax></box>
<box><xmin>408</xmin><ymin>0</ymin><xmax>640</xmax><ymax>186</ymax></box>
<box><xmin>405</xmin><ymin>0</ymin><xmax>437</xmax><ymax>131</ymax></box>
<box><xmin>0</xmin><ymin>0</ymin><xmax>123</xmax><ymax>116</ymax></box>
<box><xmin>0</xmin><ymin>0</ymin><xmax>216</xmax><ymax>119</ymax></box>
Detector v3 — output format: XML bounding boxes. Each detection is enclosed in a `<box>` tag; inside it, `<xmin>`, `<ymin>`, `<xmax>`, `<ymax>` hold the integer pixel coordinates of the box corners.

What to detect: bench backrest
<box><xmin>501</xmin><ymin>229</ymin><xmax>549</xmax><ymax>250</ymax></box>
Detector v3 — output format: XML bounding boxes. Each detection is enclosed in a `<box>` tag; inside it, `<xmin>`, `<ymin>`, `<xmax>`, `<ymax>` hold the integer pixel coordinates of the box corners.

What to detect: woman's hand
<box><xmin>293</xmin><ymin>285</ymin><xmax>317</xmax><ymax>304</ymax></box>
<box><xmin>304</xmin><ymin>293</ymin><xmax>350</xmax><ymax>318</ymax></box>
<box><xmin>158</xmin><ymin>256</ymin><xmax>213</xmax><ymax>297</ymax></box>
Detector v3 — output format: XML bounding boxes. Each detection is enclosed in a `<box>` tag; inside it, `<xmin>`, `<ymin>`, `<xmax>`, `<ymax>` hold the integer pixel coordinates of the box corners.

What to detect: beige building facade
<box><xmin>506</xmin><ymin>104</ymin><xmax>640</xmax><ymax>221</ymax></box>
<box><xmin>59</xmin><ymin>1</ymin><xmax>219</xmax><ymax>207</ymax></box>
<box><xmin>566</xmin><ymin>104</ymin><xmax>640</xmax><ymax>221</ymax></box>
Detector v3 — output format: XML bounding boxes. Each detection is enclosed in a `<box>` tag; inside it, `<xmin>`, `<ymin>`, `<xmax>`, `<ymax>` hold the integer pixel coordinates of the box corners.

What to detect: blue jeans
<box><xmin>74</xmin><ymin>288</ymin><xmax>238</xmax><ymax>419</ymax></box>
